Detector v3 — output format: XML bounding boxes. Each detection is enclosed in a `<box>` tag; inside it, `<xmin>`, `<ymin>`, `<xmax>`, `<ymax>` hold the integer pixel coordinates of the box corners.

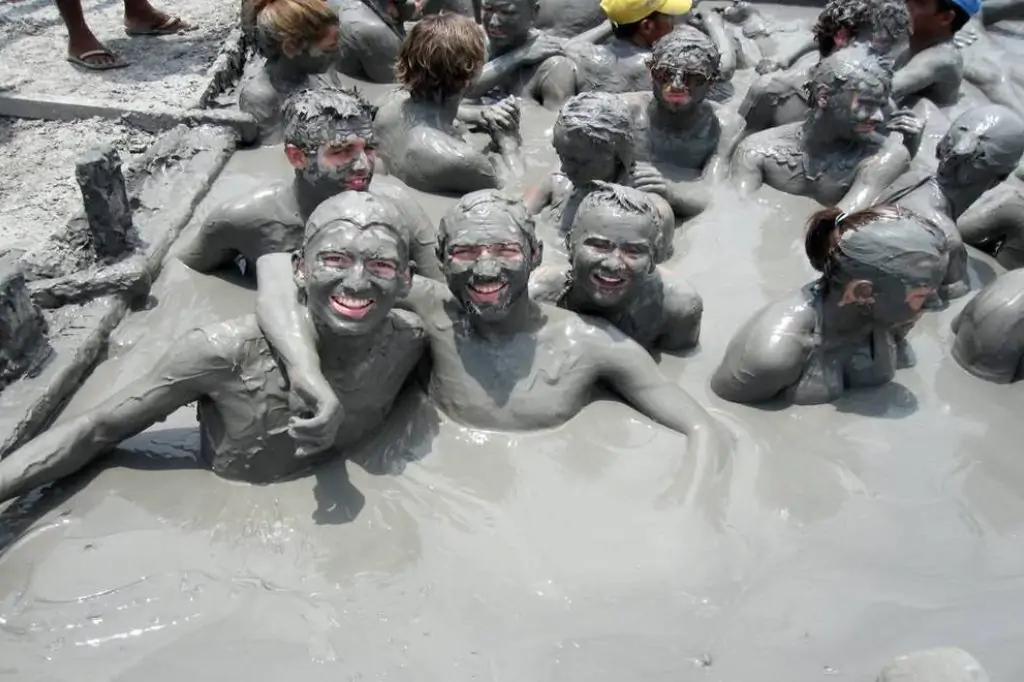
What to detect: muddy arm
<box><xmin>468</xmin><ymin>35</ymin><xmax>565</xmax><ymax>97</ymax></box>
<box><xmin>710</xmin><ymin>310</ymin><xmax>812</xmax><ymax>404</ymax></box>
<box><xmin>699</xmin><ymin>12</ymin><xmax>737</xmax><ymax>81</ymax></box>
<box><xmin>28</xmin><ymin>257</ymin><xmax>151</xmax><ymax>309</ymax></box>
<box><xmin>658</xmin><ymin>284</ymin><xmax>704</xmax><ymax>352</ymax></box>
<box><xmin>523</xmin><ymin>172</ymin><xmax>556</xmax><ymax>214</ymax></box>
<box><xmin>254</xmin><ymin>252</ymin><xmax>341</xmax><ymax>455</ymax></box>
<box><xmin>838</xmin><ymin>144</ymin><xmax>912</xmax><ymax>214</ymax></box>
<box><xmin>728</xmin><ymin>140</ymin><xmax>766</xmax><ymax>197</ymax></box>
<box><xmin>771</xmin><ymin>34</ymin><xmax>816</xmax><ymax>70</ymax></box>
<box><xmin>406</xmin><ymin>129</ymin><xmax>507</xmax><ymax>192</ymax></box>
<box><xmin>0</xmin><ymin>329</ymin><xmax>217</xmax><ymax>505</ymax></box>
<box><xmin>957</xmin><ymin>184</ymin><xmax>1024</xmax><ymax>245</ymax></box>
<box><xmin>892</xmin><ymin>51</ymin><xmax>957</xmax><ymax>105</ymax></box>
<box><xmin>177</xmin><ymin>208</ymin><xmax>242</xmax><ymax>273</ymax></box>
<box><xmin>593</xmin><ymin>323</ymin><xmax>723</xmax><ymax>461</ymax></box>
<box><xmin>356</xmin><ymin>27</ymin><xmax>400</xmax><ymax>83</ymax></box>
<box><xmin>705</xmin><ymin>108</ymin><xmax>746</xmax><ymax>183</ymax></box>
<box><xmin>569</xmin><ymin>20</ymin><xmax>613</xmax><ymax>45</ymax></box>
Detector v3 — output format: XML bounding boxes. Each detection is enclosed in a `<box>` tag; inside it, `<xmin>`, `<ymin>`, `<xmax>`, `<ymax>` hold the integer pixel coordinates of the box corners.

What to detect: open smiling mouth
<box><xmin>345</xmin><ymin>174</ymin><xmax>370</xmax><ymax>189</ymax></box>
<box><xmin>663</xmin><ymin>89</ymin><xmax>690</xmax><ymax>104</ymax></box>
<box><xmin>468</xmin><ymin>280</ymin><xmax>507</xmax><ymax>303</ymax></box>
<box><xmin>330</xmin><ymin>294</ymin><xmax>375</xmax><ymax>319</ymax></box>
<box><xmin>855</xmin><ymin>123</ymin><xmax>877</xmax><ymax>134</ymax></box>
<box><xmin>591</xmin><ymin>272</ymin><xmax>628</xmax><ymax>289</ymax></box>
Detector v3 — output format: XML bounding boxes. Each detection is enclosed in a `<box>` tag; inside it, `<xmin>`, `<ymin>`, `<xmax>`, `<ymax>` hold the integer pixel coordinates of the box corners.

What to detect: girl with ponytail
<box><xmin>711</xmin><ymin>204</ymin><xmax>948</xmax><ymax>404</ymax></box>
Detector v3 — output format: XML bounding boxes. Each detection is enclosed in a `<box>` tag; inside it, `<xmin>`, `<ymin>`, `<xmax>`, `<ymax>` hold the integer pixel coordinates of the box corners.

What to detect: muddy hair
<box><xmin>567</xmin><ymin>181</ymin><xmax>664</xmax><ymax>256</ymax></box>
<box><xmin>395</xmin><ymin>13</ymin><xmax>487</xmax><ymax>100</ymax></box>
<box><xmin>304</xmin><ymin>192</ymin><xmax>411</xmax><ymax>261</ymax></box>
<box><xmin>811</xmin><ymin>0</ymin><xmax>909</xmax><ymax>57</ymax></box>
<box><xmin>246</xmin><ymin>0</ymin><xmax>339</xmax><ymax>59</ymax></box>
<box><xmin>282</xmin><ymin>87</ymin><xmax>377</xmax><ymax>151</ymax></box>
<box><xmin>804</xmin><ymin>47</ymin><xmax>892</xmax><ymax>106</ymax></box>
<box><xmin>804</xmin><ymin>204</ymin><xmax>944</xmax><ymax>278</ymax></box>
<box><xmin>646</xmin><ymin>25</ymin><xmax>722</xmax><ymax>82</ymax></box>
<box><xmin>554</xmin><ymin>92</ymin><xmax>635</xmax><ymax>168</ymax></box>
<box><xmin>437</xmin><ymin>190</ymin><xmax>539</xmax><ymax>256</ymax></box>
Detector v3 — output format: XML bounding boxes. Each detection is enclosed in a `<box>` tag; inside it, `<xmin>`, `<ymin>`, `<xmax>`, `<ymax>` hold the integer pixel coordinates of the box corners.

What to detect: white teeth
<box><xmin>594</xmin><ymin>273</ymin><xmax>624</xmax><ymax>284</ymax></box>
<box><xmin>471</xmin><ymin>282</ymin><xmax>505</xmax><ymax>293</ymax></box>
<box><xmin>333</xmin><ymin>295</ymin><xmax>372</xmax><ymax>309</ymax></box>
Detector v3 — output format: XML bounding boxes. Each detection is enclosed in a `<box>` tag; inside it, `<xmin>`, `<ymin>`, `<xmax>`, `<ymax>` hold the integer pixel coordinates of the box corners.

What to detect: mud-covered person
<box><xmin>374</xmin><ymin>13</ymin><xmax>525</xmax><ymax>193</ymax></box>
<box><xmin>530</xmin><ymin>182</ymin><xmax>703</xmax><ymax>352</ymax></box>
<box><xmin>331</xmin><ymin>0</ymin><xmax>421</xmax><ymax>83</ymax></box>
<box><xmin>740</xmin><ymin>0</ymin><xmax>910</xmax><ymax>133</ymax></box>
<box><xmin>882</xmin><ymin>105</ymin><xmax>1024</xmax><ymax>299</ymax></box>
<box><xmin>178</xmin><ymin>87</ymin><xmax>442</xmax><ymax>281</ymax></box>
<box><xmin>256</xmin><ymin>189</ymin><xmax>730</xmax><ymax>462</ymax></box>
<box><xmin>890</xmin><ymin>0</ymin><xmax>974</xmax><ymax>107</ymax></box>
<box><xmin>466</xmin><ymin>0</ymin><xmax>613</xmax><ymax>104</ymax></box>
<box><xmin>731</xmin><ymin>45</ymin><xmax>923</xmax><ymax>213</ymax></box>
<box><xmin>622</xmin><ymin>25</ymin><xmax>744</xmax><ymax>184</ymax></box>
<box><xmin>0</xmin><ymin>193</ymin><xmax>427</xmax><ymax>506</ymax></box>
<box><xmin>240</xmin><ymin>0</ymin><xmax>351</xmax><ymax>143</ymax></box>
<box><xmin>524</xmin><ymin>92</ymin><xmax>681</xmax><ymax>261</ymax></box>
<box><xmin>529</xmin><ymin>0</ymin><xmax>692</xmax><ymax>109</ymax></box>
<box><xmin>951</xmin><ymin>268</ymin><xmax>1024</xmax><ymax>383</ymax></box>
<box><xmin>712</xmin><ymin>205</ymin><xmax>948</xmax><ymax>405</ymax></box>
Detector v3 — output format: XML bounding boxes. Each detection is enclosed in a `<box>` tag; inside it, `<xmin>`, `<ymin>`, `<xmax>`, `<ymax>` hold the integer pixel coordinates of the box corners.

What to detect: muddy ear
<box><xmin>532</xmin><ymin>240</ymin><xmax>544</xmax><ymax>269</ymax></box>
<box><xmin>292</xmin><ymin>252</ymin><xmax>306</xmax><ymax>289</ymax></box>
<box><xmin>839</xmin><ymin>279</ymin><xmax>875</xmax><ymax>307</ymax></box>
<box><xmin>284</xmin><ymin>144</ymin><xmax>308</xmax><ymax>169</ymax></box>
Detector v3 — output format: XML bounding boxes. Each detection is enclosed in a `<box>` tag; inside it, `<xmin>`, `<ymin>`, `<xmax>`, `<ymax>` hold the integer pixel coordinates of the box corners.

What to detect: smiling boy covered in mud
<box><xmin>0</xmin><ymin>192</ymin><xmax>426</xmax><ymax>505</ymax></box>
<box><xmin>530</xmin><ymin>182</ymin><xmax>703</xmax><ymax>353</ymax></box>
<box><xmin>255</xmin><ymin>189</ymin><xmax>729</xmax><ymax>463</ymax></box>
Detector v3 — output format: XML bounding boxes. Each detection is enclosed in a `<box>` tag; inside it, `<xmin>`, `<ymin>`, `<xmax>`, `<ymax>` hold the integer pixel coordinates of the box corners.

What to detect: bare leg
<box><xmin>56</xmin><ymin>0</ymin><xmax>120</xmax><ymax>67</ymax></box>
<box><xmin>122</xmin><ymin>0</ymin><xmax>193</xmax><ymax>34</ymax></box>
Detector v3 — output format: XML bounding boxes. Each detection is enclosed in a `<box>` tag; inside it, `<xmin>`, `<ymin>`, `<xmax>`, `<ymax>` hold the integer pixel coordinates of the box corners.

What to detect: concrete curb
<box><xmin>196</xmin><ymin>27</ymin><xmax>251</xmax><ymax>110</ymax></box>
<box><xmin>0</xmin><ymin>125</ymin><xmax>237</xmax><ymax>458</ymax></box>
<box><xmin>0</xmin><ymin>92</ymin><xmax>258</xmax><ymax>145</ymax></box>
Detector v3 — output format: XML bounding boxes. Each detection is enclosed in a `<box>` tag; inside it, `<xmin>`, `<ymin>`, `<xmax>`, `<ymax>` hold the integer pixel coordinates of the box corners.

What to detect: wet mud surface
<box><xmin>3</xmin><ymin>6</ymin><xmax>1024</xmax><ymax>680</ymax></box>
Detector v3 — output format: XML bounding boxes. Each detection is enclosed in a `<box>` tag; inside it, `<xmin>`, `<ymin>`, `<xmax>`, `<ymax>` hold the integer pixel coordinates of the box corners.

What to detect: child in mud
<box><xmin>951</xmin><ymin>268</ymin><xmax>1024</xmax><ymax>384</ymax></box>
<box><xmin>178</xmin><ymin>87</ymin><xmax>442</xmax><ymax>281</ymax></box>
<box><xmin>255</xmin><ymin>189</ymin><xmax>729</xmax><ymax>462</ymax></box>
<box><xmin>332</xmin><ymin>0</ymin><xmax>421</xmax><ymax>83</ymax></box>
<box><xmin>881</xmin><ymin>105</ymin><xmax>1024</xmax><ymax>300</ymax></box>
<box><xmin>530</xmin><ymin>182</ymin><xmax>703</xmax><ymax>353</ymax></box>
<box><xmin>622</xmin><ymin>25</ymin><xmax>745</xmax><ymax>184</ymax></box>
<box><xmin>712</xmin><ymin>204</ymin><xmax>948</xmax><ymax>405</ymax></box>
<box><xmin>373</xmin><ymin>13</ymin><xmax>525</xmax><ymax>193</ymax></box>
<box><xmin>730</xmin><ymin>46</ymin><xmax>923</xmax><ymax>213</ymax></box>
<box><xmin>0</xmin><ymin>192</ymin><xmax>427</xmax><ymax>504</ymax></box>
<box><xmin>239</xmin><ymin>0</ymin><xmax>350</xmax><ymax>143</ymax></box>
<box><xmin>739</xmin><ymin>0</ymin><xmax>910</xmax><ymax>133</ymax></box>
<box><xmin>523</xmin><ymin>92</ymin><xmax>682</xmax><ymax>261</ymax></box>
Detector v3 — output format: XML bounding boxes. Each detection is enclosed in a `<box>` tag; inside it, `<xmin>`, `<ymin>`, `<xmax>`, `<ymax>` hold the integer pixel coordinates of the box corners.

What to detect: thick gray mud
<box><xmin>3</xmin><ymin>7</ymin><xmax>1024</xmax><ymax>680</ymax></box>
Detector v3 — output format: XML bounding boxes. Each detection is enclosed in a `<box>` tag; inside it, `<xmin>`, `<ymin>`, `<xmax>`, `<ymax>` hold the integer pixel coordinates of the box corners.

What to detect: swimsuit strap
<box><xmin>878</xmin><ymin>172</ymin><xmax>935</xmax><ymax>206</ymax></box>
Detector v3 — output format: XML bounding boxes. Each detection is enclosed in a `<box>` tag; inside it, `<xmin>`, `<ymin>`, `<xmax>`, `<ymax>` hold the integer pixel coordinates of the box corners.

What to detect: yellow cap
<box><xmin>600</xmin><ymin>0</ymin><xmax>693</xmax><ymax>25</ymax></box>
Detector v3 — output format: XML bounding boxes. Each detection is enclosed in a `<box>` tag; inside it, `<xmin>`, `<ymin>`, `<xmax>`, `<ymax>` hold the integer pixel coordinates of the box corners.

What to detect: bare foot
<box><xmin>67</xmin><ymin>31</ymin><xmax>122</xmax><ymax>68</ymax></box>
<box><xmin>124</xmin><ymin>3</ymin><xmax>193</xmax><ymax>34</ymax></box>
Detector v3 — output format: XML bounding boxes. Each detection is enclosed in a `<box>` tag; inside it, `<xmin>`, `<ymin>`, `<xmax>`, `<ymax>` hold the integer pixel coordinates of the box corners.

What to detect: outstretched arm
<box><xmin>0</xmin><ymin>329</ymin><xmax>219</xmax><ymax>505</ymax></box>
<box><xmin>594</xmin><ymin>326</ymin><xmax>725</xmax><ymax>461</ymax></box>
<box><xmin>838</xmin><ymin>142</ymin><xmax>911</xmax><ymax>214</ymax></box>
<box><xmin>254</xmin><ymin>252</ymin><xmax>340</xmax><ymax>456</ymax></box>
<box><xmin>176</xmin><ymin>209</ymin><xmax>240</xmax><ymax>273</ymax></box>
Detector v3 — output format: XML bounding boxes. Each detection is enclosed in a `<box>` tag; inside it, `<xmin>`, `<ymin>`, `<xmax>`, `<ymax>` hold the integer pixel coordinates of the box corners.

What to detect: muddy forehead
<box><xmin>649</xmin><ymin>28</ymin><xmax>720</xmax><ymax>76</ymax></box>
<box><xmin>323</xmin><ymin>118</ymin><xmax>375</xmax><ymax>142</ymax></box>
<box><xmin>445</xmin><ymin>216</ymin><xmax>529</xmax><ymax>246</ymax></box>
<box><xmin>574</xmin><ymin>205</ymin><xmax>660</xmax><ymax>243</ymax></box>
<box><xmin>306</xmin><ymin>222</ymin><xmax>404</xmax><ymax>257</ymax></box>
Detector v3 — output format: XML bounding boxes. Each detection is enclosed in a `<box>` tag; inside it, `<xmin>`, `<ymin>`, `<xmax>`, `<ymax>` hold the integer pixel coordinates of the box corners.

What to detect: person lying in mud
<box><xmin>332</xmin><ymin>0</ymin><xmax>420</xmax><ymax>83</ymax></box>
<box><xmin>530</xmin><ymin>0</ymin><xmax>723</xmax><ymax>109</ymax></box>
<box><xmin>374</xmin><ymin>13</ymin><xmax>525</xmax><ymax>193</ymax></box>
<box><xmin>951</xmin><ymin>268</ymin><xmax>1024</xmax><ymax>384</ymax></box>
<box><xmin>715</xmin><ymin>0</ymin><xmax>811</xmax><ymax>71</ymax></box>
<box><xmin>0</xmin><ymin>192</ymin><xmax>427</xmax><ymax>505</ymax></box>
<box><xmin>711</xmin><ymin>204</ymin><xmax>948</xmax><ymax>405</ymax></box>
<box><xmin>621</xmin><ymin>25</ymin><xmax>744</xmax><ymax>184</ymax></box>
<box><xmin>881</xmin><ymin>105</ymin><xmax>1024</xmax><ymax>300</ymax></box>
<box><xmin>530</xmin><ymin>182</ymin><xmax>703</xmax><ymax>353</ymax></box>
<box><xmin>239</xmin><ymin>0</ymin><xmax>351</xmax><ymax>143</ymax></box>
<box><xmin>179</xmin><ymin>87</ymin><xmax>442</xmax><ymax>281</ymax></box>
<box><xmin>256</xmin><ymin>189</ymin><xmax>727</xmax><ymax>461</ymax></box>
<box><xmin>466</xmin><ymin>0</ymin><xmax>615</xmax><ymax>104</ymax></box>
<box><xmin>524</xmin><ymin>92</ymin><xmax>681</xmax><ymax>261</ymax></box>
<box><xmin>739</xmin><ymin>0</ymin><xmax>909</xmax><ymax>133</ymax></box>
<box><xmin>731</xmin><ymin>46</ymin><xmax>923</xmax><ymax>213</ymax></box>
<box><xmin>954</xmin><ymin>16</ymin><xmax>1024</xmax><ymax>127</ymax></box>
<box><xmin>957</xmin><ymin>181</ymin><xmax>1024</xmax><ymax>271</ymax></box>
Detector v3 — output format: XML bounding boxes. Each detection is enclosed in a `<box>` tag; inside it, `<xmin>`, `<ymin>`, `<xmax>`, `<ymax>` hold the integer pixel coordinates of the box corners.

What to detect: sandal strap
<box><xmin>76</xmin><ymin>49</ymin><xmax>116</xmax><ymax>60</ymax></box>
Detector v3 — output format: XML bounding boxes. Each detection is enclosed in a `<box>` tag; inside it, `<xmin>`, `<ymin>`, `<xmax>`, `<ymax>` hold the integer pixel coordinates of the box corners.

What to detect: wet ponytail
<box><xmin>805</xmin><ymin>204</ymin><xmax>911</xmax><ymax>274</ymax></box>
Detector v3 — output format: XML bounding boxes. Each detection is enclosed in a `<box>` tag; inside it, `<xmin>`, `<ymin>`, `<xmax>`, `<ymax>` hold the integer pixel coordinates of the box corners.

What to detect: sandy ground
<box><xmin>0</xmin><ymin>0</ymin><xmax>236</xmax><ymax>109</ymax></box>
<box><xmin>0</xmin><ymin>117</ymin><xmax>154</xmax><ymax>253</ymax></box>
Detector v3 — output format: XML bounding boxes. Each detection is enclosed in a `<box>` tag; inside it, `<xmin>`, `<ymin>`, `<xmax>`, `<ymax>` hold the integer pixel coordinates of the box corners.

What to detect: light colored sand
<box><xmin>0</xmin><ymin>0</ymin><xmax>236</xmax><ymax>109</ymax></box>
<box><xmin>0</xmin><ymin>117</ymin><xmax>154</xmax><ymax>253</ymax></box>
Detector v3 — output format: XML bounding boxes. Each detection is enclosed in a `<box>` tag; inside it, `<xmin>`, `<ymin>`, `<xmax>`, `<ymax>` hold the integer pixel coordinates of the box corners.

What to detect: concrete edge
<box><xmin>197</xmin><ymin>27</ymin><xmax>251</xmax><ymax>110</ymax></box>
<box><xmin>0</xmin><ymin>92</ymin><xmax>258</xmax><ymax>146</ymax></box>
<box><xmin>0</xmin><ymin>126</ymin><xmax>237</xmax><ymax>459</ymax></box>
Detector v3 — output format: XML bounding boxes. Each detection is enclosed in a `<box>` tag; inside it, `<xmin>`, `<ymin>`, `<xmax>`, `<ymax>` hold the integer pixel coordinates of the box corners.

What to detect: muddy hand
<box><xmin>631</xmin><ymin>162</ymin><xmax>669</xmax><ymax>197</ymax></box>
<box><xmin>483</xmin><ymin>97</ymin><xmax>521</xmax><ymax>131</ymax></box>
<box><xmin>888</xmin><ymin>109</ymin><xmax>923</xmax><ymax>137</ymax></box>
<box><xmin>658</xmin><ymin>418</ymin><xmax>734</xmax><ymax>509</ymax></box>
<box><xmin>286</xmin><ymin>378</ymin><xmax>344</xmax><ymax>457</ymax></box>
<box><xmin>755</xmin><ymin>58</ymin><xmax>782</xmax><ymax>75</ymax></box>
<box><xmin>524</xmin><ymin>34</ymin><xmax>565</xmax><ymax>64</ymax></box>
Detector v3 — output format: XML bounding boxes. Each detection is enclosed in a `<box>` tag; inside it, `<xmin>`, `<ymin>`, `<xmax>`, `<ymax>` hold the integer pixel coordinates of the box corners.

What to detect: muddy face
<box><xmin>389</xmin><ymin>0</ymin><xmax>422</xmax><ymax>22</ymax></box>
<box><xmin>651</xmin><ymin>66</ymin><xmax>711</xmax><ymax>111</ymax></box>
<box><xmin>299</xmin><ymin>122</ymin><xmax>378</xmax><ymax>194</ymax></box>
<box><xmin>821</xmin><ymin>84</ymin><xmax>887</xmax><ymax>142</ymax></box>
<box><xmin>442</xmin><ymin>217</ymin><xmax>533</xmax><ymax>322</ymax></box>
<box><xmin>936</xmin><ymin>108</ymin><xmax>1024</xmax><ymax>190</ymax></box>
<box><xmin>302</xmin><ymin>222</ymin><xmax>408</xmax><ymax>335</ymax></box>
<box><xmin>570</xmin><ymin>209</ymin><xmax>656</xmax><ymax>308</ymax></box>
<box><xmin>553</xmin><ymin>127</ymin><xmax>620</xmax><ymax>186</ymax></box>
<box><xmin>858</xmin><ymin>265</ymin><xmax>942</xmax><ymax>328</ymax></box>
<box><xmin>482</xmin><ymin>0</ymin><xmax>534</xmax><ymax>50</ymax></box>
<box><xmin>287</xmin><ymin>25</ymin><xmax>340</xmax><ymax>73</ymax></box>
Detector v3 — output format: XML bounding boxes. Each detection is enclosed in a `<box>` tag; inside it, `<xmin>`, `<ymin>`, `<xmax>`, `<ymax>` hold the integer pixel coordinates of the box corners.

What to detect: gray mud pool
<box><xmin>2</xmin><ymin>4</ymin><xmax>1024</xmax><ymax>681</ymax></box>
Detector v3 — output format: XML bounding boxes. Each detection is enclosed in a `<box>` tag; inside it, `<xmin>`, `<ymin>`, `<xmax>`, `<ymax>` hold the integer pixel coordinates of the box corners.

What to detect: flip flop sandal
<box><xmin>66</xmin><ymin>49</ymin><xmax>131</xmax><ymax>70</ymax></box>
<box><xmin>124</xmin><ymin>16</ymin><xmax>193</xmax><ymax>36</ymax></box>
